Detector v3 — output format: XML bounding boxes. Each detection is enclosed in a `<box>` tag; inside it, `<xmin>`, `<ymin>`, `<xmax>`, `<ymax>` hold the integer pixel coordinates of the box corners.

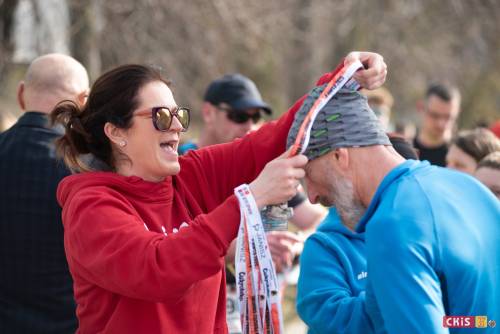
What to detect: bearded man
<box><xmin>289</xmin><ymin>86</ymin><xmax>500</xmax><ymax>334</ymax></box>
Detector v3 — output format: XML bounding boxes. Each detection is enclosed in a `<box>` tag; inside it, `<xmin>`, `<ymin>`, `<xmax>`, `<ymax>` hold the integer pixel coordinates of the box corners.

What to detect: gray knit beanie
<box><xmin>287</xmin><ymin>84</ymin><xmax>391</xmax><ymax>160</ymax></box>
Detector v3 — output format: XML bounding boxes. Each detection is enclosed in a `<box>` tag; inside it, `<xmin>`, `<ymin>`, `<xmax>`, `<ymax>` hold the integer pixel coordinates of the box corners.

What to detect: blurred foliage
<box><xmin>1</xmin><ymin>0</ymin><xmax>499</xmax><ymax>135</ymax></box>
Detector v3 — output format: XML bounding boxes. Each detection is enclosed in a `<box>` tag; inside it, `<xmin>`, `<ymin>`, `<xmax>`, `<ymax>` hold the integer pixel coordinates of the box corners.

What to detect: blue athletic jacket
<box><xmin>358</xmin><ymin>160</ymin><xmax>500</xmax><ymax>334</ymax></box>
<box><xmin>297</xmin><ymin>208</ymin><xmax>375</xmax><ymax>333</ymax></box>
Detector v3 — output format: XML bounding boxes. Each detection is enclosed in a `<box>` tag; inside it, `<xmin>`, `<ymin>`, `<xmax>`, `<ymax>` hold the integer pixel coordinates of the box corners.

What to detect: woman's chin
<box><xmin>164</xmin><ymin>161</ymin><xmax>181</xmax><ymax>176</ymax></box>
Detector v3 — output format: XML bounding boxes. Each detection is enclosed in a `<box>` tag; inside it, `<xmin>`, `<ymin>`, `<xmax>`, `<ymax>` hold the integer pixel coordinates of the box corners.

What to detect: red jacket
<box><xmin>57</xmin><ymin>70</ymin><xmax>338</xmax><ymax>334</ymax></box>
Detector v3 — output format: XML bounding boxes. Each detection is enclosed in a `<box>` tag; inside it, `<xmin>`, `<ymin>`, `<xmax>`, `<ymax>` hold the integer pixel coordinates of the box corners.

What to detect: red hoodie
<box><xmin>57</xmin><ymin>70</ymin><xmax>338</xmax><ymax>334</ymax></box>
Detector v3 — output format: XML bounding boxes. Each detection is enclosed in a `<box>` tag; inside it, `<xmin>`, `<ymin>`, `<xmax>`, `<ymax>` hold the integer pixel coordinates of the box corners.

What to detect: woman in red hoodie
<box><xmin>51</xmin><ymin>53</ymin><xmax>386</xmax><ymax>333</ymax></box>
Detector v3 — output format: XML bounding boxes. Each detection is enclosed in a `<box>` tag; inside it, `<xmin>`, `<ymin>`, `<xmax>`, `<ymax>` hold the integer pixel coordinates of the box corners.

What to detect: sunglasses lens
<box><xmin>177</xmin><ymin>108</ymin><xmax>190</xmax><ymax>131</ymax></box>
<box><xmin>219</xmin><ymin>106</ymin><xmax>262</xmax><ymax>124</ymax></box>
<box><xmin>228</xmin><ymin>111</ymin><xmax>250</xmax><ymax>124</ymax></box>
<box><xmin>155</xmin><ymin>108</ymin><xmax>172</xmax><ymax>131</ymax></box>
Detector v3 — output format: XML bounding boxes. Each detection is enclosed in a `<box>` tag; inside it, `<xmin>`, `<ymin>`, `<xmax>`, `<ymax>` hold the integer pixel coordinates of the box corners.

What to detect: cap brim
<box><xmin>230</xmin><ymin>98</ymin><xmax>272</xmax><ymax>115</ymax></box>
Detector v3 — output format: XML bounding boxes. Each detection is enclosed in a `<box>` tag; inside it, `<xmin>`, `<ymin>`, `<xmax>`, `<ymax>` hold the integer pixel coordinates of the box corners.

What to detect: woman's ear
<box><xmin>104</xmin><ymin>122</ymin><xmax>128</xmax><ymax>148</ymax></box>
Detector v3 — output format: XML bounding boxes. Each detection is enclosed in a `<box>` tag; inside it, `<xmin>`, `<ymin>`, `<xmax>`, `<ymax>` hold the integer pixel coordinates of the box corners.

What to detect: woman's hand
<box><xmin>249</xmin><ymin>148</ymin><xmax>307</xmax><ymax>209</ymax></box>
<box><xmin>345</xmin><ymin>51</ymin><xmax>387</xmax><ymax>90</ymax></box>
<box><xmin>266</xmin><ymin>231</ymin><xmax>304</xmax><ymax>273</ymax></box>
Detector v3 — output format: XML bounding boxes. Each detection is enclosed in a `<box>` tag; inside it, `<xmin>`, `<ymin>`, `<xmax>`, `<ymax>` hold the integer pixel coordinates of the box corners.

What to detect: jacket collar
<box><xmin>16</xmin><ymin>111</ymin><xmax>64</xmax><ymax>135</ymax></box>
<box><xmin>355</xmin><ymin>159</ymin><xmax>428</xmax><ymax>233</ymax></box>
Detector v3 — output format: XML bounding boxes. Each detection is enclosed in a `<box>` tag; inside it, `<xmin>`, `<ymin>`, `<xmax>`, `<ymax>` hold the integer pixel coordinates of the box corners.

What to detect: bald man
<box><xmin>0</xmin><ymin>54</ymin><xmax>89</xmax><ymax>333</ymax></box>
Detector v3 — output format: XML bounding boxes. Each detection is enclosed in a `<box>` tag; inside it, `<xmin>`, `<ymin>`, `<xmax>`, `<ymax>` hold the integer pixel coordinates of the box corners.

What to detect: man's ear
<box><xmin>17</xmin><ymin>82</ymin><xmax>26</xmax><ymax>110</ymax></box>
<box><xmin>201</xmin><ymin>102</ymin><xmax>217</xmax><ymax>124</ymax></box>
<box><xmin>77</xmin><ymin>89</ymin><xmax>89</xmax><ymax>107</ymax></box>
<box><xmin>333</xmin><ymin>148</ymin><xmax>350</xmax><ymax>173</ymax></box>
<box><xmin>104</xmin><ymin>122</ymin><xmax>127</xmax><ymax>148</ymax></box>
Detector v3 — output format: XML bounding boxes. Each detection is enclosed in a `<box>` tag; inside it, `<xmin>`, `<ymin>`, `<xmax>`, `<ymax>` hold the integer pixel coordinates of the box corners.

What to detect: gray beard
<box><xmin>326</xmin><ymin>175</ymin><xmax>366</xmax><ymax>230</ymax></box>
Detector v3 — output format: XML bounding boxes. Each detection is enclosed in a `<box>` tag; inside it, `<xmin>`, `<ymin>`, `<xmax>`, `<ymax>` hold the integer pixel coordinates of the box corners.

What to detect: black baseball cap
<box><xmin>204</xmin><ymin>74</ymin><xmax>272</xmax><ymax>115</ymax></box>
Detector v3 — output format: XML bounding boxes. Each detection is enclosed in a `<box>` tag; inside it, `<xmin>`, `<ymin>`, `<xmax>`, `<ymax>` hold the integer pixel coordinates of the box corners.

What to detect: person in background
<box><xmin>179</xmin><ymin>73</ymin><xmax>326</xmax><ymax>333</ymax></box>
<box><xmin>0</xmin><ymin>54</ymin><xmax>89</xmax><ymax>333</ymax></box>
<box><xmin>296</xmin><ymin>134</ymin><xmax>418</xmax><ymax>334</ymax></box>
<box><xmin>475</xmin><ymin>151</ymin><xmax>500</xmax><ymax>200</ymax></box>
<box><xmin>49</xmin><ymin>52</ymin><xmax>387</xmax><ymax>333</ymax></box>
<box><xmin>179</xmin><ymin>73</ymin><xmax>271</xmax><ymax>153</ymax></box>
<box><xmin>446</xmin><ymin>128</ymin><xmax>500</xmax><ymax>175</ymax></box>
<box><xmin>287</xmin><ymin>83</ymin><xmax>499</xmax><ymax>334</ymax></box>
<box><xmin>361</xmin><ymin>87</ymin><xmax>393</xmax><ymax>131</ymax></box>
<box><xmin>413</xmin><ymin>83</ymin><xmax>461</xmax><ymax>166</ymax></box>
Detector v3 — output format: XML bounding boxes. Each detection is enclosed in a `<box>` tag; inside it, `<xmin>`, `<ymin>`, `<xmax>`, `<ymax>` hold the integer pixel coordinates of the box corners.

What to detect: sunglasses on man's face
<box><xmin>135</xmin><ymin>106</ymin><xmax>191</xmax><ymax>132</ymax></box>
<box><xmin>217</xmin><ymin>106</ymin><xmax>262</xmax><ymax>124</ymax></box>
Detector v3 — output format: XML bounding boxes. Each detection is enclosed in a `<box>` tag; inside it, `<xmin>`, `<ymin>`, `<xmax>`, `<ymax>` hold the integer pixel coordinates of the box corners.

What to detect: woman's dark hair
<box><xmin>51</xmin><ymin>64</ymin><xmax>170</xmax><ymax>172</ymax></box>
<box><xmin>452</xmin><ymin>128</ymin><xmax>500</xmax><ymax>163</ymax></box>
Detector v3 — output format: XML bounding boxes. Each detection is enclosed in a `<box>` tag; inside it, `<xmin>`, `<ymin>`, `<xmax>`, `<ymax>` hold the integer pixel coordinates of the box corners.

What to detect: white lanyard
<box><xmin>235</xmin><ymin>184</ymin><xmax>284</xmax><ymax>334</ymax></box>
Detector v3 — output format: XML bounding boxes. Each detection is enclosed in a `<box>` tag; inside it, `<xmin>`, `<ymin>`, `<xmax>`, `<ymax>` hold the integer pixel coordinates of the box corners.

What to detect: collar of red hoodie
<box><xmin>57</xmin><ymin>172</ymin><xmax>174</xmax><ymax>208</ymax></box>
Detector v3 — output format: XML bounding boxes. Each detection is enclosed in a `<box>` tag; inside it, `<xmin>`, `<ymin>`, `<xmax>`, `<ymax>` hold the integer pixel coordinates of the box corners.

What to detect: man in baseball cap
<box><xmin>204</xmin><ymin>73</ymin><xmax>272</xmax><ymax>114</ymax></box>
<box><xmin>179</xmin><ymin>74</ymin><xmax>272</xmax><ymax>154</ymax></box>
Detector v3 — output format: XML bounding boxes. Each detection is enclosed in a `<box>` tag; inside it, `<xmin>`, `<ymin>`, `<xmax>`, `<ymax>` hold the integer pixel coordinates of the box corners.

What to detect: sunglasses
<box><xmin>135</xmin><ymin>106</ymin><xmax>190</xmax><ymax>132</ymax></box>
<box><xmin>217</xmin><ymin>106</ymin><xmax>262</xmax><ymax>124</ymax></box>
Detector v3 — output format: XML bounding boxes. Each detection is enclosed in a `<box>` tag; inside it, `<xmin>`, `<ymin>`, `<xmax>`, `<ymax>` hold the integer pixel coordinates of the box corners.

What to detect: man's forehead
<box><xmin>426</xmin><ymin>95</ymin><xmax>459</xmax><ymax>111</ymax></box>
<box><xmin>304</xmin><ymin>155</ymin><xmax>325</xmax><ymax>174</ymax></box>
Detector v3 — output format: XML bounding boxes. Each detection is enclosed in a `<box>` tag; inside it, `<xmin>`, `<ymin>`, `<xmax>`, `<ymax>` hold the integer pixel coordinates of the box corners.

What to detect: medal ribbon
<box><xmin>235</xmin><ymin>185</ymin><xmax>284</xmax><ymax>334</ymax></box>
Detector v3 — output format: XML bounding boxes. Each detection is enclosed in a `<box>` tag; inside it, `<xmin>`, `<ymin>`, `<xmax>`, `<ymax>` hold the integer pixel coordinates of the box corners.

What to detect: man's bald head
<box><xmin>18</xmin><ymin>53</ymin><xmax>89</xmax><ymax>113</ymax></box>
